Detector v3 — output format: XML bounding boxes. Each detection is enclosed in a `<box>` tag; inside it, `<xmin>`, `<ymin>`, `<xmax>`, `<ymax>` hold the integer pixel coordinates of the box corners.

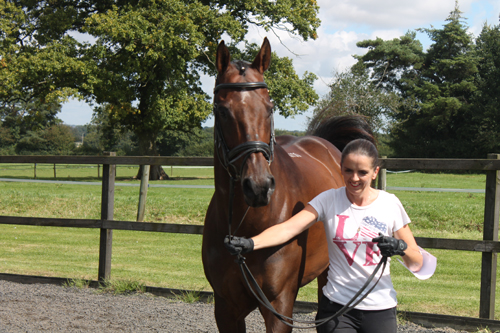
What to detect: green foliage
<box><xmin>307</xmin><ymin>64</ymin><xmax>401</xmax><ymax>134</ymax></box>
<box><xmin>275</xmin><ymin>129</ymin><xmax>305</xmax><ymax>137</ymax></box>
<box><xmin>354</xmin><ymin>2</ymin><xmax>497</xmax><ymax>158</ymax></box>
<box><xmin>174</xmin><ymin>127</ymin><xmax>214</xmax><ymax>157</ymax></box>
<box><xmin>174</xmin><ymin>289</ymin><xmax>204</xmax><ymax>304</ymax></box>
<box><xmin>0</xmin><ymin>0</ymin><xmax>321</xmax><ymax>169</ymax></box>
<box><xmin>264</xmin><ymin>51</ymin><xmax>318</xmax><ymax>117</ymax></box>
<box><xmin>76</xmin><ymin>109</ymin><xmax>138</xmax><ymax>156</ymax></box>
<box><xmin>158</xmin><ymin>127</ymin><xmax>213</xmax><ymax>157</ymax></box>
<box><xmin>15</xmin><ymin>124</ymin><xmax>76</xmax><ymax>155</ymax></box>
<box><xmin>99</xmin><ymin>279</ymin><xmax>146</xmax><ymax>295</ymax></box>
<box><xmin>64</xmin><ymin>278</ymin><xmax>91</xmax><ymax>289</ymax></box>
<box><xmin>354</xmin><ymin>31</ymin><xmax>424</xmax><ymax>95</ymax></box>
<box><xmin>471</xmin><ymin>23</ymin><xmax>500</xmax><ymax>155</ymax></box>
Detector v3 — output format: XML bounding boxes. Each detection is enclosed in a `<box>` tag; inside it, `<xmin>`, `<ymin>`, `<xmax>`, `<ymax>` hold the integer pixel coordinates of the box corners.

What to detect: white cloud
<box><xmin>318</xmin><ymin>0</ymin><xmax>475</xmax><ymax>30</ymax></box>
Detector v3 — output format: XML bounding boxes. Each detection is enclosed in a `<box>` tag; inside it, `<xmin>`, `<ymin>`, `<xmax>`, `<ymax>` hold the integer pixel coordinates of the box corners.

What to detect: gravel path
<box><xmin>0</xmin><ymin>280</ymin><xmax>467</xmax><ymax>332</ymax></box>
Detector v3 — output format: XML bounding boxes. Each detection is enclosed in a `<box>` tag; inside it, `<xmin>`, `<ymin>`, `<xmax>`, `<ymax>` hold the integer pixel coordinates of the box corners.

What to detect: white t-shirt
<box><xmin>309</xmin><ymin>187</ymin><xmax>411</xmax><ymax>310</ymax></box>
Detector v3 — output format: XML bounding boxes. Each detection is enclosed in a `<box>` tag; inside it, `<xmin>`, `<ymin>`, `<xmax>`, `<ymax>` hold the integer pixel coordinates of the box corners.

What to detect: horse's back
<box><xmin>276</xmin><ymin>134</ymin><xmax>344</xmax><ymax>189</ymax></box>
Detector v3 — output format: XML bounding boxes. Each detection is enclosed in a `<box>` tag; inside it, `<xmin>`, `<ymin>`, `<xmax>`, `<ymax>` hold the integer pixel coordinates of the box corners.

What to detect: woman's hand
<box><xmin>372</xmin><ymin>233</ymin><xmax>408</xmax><ymax>257</ymax></box>
<box><xmin>224</xmin><ymin>236</ymin><xmax>254</xmax><ymax>255</ymax></box>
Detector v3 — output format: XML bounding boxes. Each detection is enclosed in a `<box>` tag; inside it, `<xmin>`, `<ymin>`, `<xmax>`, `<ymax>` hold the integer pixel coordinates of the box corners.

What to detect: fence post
<box><xmin>53</xmin><ymin>164</ymin><xmax>56</xmax><ymax>178</ymax></box>
<box><xmin>98</xmin><ymin>152</ymin><xmax>116</xmax><ymax>282</ymax></box>
<box><xmin>479</xmin><ymin>153</ymin><xmax>500</xmax><ymax>319</ymax></box>
<box><xmin>34</xmin><ymin>163</ymin><xmax>37</xmax><ymax>179</ymax></box>
<box><xmin>136</xmin><ymin>165</ymin><xmax>150</xmax><ymax>222</ymax></box>
<box><xmin>377</xmin><ymin>156</ymin><xmax>387</xmax><ymax>190</ymax></box>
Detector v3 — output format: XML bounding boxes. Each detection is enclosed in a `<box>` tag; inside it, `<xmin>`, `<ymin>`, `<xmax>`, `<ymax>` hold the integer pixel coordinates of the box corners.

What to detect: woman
<box><xmin>225</xmin><ymin>138</ymin><xmax>423</xmax><ymax>333</ymax></box>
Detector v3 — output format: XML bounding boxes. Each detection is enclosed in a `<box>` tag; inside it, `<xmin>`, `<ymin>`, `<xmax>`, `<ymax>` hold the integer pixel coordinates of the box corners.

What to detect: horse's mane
<box><xmin>307</xmin><ymin>115</ymin><xmax>376</xmax><ymax>152</ymax></box>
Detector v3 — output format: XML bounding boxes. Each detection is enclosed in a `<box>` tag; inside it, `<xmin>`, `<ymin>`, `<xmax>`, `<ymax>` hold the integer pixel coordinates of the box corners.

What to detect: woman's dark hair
<box><xmin>341</xmin><ymin>139</ymin><xmax>379</xmax><ymax>169</ymax></box>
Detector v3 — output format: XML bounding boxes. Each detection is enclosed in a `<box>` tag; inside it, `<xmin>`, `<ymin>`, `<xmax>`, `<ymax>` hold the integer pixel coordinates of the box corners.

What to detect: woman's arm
<box><xmin>252</xmin><ymin>205</ymin><xmax>319</xmax><ymax>250</ymax></box>
<box><xmin>394</xmin><ymin>225</ymin><xmax>423</xmax><ymax>272</ymax></box>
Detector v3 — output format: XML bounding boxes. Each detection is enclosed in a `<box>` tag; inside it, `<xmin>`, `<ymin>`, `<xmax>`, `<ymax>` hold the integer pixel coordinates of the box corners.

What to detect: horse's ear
<box><xmin>251</xmin><ymin>37</ymin><xmax>271</xmax><ymax>74</ymax></box>
<box><xmin>216</xmin><ymin>40</ymin><xmax>231</xmax><ymax>74</ymax></box>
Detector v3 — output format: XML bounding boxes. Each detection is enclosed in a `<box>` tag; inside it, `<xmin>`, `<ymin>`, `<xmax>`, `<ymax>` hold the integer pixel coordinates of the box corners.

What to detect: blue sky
<box><xmin>58</xmin><ymin>0</ymin><xmax>499</xmax><ymax>131</ymax></box>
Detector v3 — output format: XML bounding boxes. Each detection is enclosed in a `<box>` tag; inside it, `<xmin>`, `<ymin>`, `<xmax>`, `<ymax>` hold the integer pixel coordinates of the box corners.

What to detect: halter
<box><xmin>213</xmin><ymin>81</ymin><xmax>275</xmax><ymax>181</ymax></box>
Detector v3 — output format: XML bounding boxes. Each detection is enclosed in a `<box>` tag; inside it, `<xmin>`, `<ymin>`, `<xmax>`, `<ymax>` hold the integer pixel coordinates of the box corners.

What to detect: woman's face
<box><xmin>341</xmin><ymin>153</ymin><xmax>379</xmax><ymax>201</ymax></box>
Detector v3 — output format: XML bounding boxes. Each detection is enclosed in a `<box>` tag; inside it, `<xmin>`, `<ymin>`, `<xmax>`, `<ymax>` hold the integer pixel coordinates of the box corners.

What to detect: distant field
<box><xmin>0</xmin><ymin>163</ymin><xmax>215</xmax><ymax>181</ymax></box>
<box><xmin>0</xmin><ymin>166</ymin><xmax>498</xmax><ymax>318</ymax></box>
<box><xmin>386</xmin><ymin>171</ymin><xmax>486</xmax><ymax>189</ymax></box>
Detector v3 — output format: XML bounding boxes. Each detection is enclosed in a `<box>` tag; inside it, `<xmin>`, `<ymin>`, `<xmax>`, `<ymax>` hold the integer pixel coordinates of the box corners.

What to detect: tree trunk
<box><xmin>136</xmin><ymin>164</ymin><xmax>169</xmax><ymax>180</ymax></box>
<box><xmin>136</xmin><ymin>132</ymin><xmax>169</xmax><ymax>180</ymax></box>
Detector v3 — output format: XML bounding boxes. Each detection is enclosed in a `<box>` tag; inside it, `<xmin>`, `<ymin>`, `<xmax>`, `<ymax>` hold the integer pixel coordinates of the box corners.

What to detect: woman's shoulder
<box><xmin>313</xmin><ymin>186</ymin><xmax>345</xmax><ymax>202</ymax></box>
<box><xmin>377</xmin><ymin>190</ymin><xmax>404</xmax><ymax>206</ymax></box>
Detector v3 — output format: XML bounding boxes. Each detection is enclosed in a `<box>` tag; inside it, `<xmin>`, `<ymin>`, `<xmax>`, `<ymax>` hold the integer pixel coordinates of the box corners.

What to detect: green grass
<box><xmin>0</xmin><ymin>181</ymin><xmax>212</xmax><ymax>224</ymax></box>
<box><xmin>387</xmin><ymin>171</ymin><xmax>486</xmax><ymax>189</ymax></box>
<box><xmin>0</xmin><ymin>168</ymin><xmax>498</xmax><ymax>319</ymax></box>
<box><xmin>98</xmin><ymin>278</ymin><xmax>146</xmax><ymax>295</ymax></box>
<box><xmin>0</xmin><ymin>163</ymin><xmax>215</xmax><ymax>182</ymax></box>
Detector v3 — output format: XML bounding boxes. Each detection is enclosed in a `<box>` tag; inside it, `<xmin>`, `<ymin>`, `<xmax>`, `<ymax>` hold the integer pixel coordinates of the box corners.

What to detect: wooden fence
<box><xmin>0</xmin><ymin>154</ymin><xmax>499</xmax><ymax>331</ymax></box>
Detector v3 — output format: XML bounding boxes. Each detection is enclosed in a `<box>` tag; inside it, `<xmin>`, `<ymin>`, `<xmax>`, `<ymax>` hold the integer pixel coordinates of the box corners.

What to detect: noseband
<box><xmin>213</xmin><ymin>82</ymin><xmax>275</xmax><ymax>180</ymax></box>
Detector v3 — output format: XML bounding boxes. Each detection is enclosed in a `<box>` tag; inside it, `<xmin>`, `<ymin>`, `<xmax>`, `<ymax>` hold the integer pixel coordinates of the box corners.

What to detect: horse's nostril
<box><xmin>269</xmin><ymin>176</ymin><xmax>275</xmax><ymax>190</ymax></box>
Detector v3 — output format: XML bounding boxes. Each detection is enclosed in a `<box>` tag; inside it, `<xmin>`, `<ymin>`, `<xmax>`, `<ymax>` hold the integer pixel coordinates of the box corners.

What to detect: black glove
<box><xmin>224</xmin><ymin>235</ymin><xmax>254</xmax><ymax>255</ymax></box>
<box><xmin>372</xmin><ymin>233</ymin><xmax>407</xmax><ymax>257</ymax></box>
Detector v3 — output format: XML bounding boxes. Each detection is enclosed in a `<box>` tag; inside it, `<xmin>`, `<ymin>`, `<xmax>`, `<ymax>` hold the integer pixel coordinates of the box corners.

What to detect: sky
<box><xmin>58</xmin><ymin>0</ymin><xmax>499</xmax><ymax>131</ymax></box>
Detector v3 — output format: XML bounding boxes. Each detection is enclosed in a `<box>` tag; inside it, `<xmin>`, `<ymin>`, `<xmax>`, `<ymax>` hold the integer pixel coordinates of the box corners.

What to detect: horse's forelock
<box><xmin>233</xmin><ymin>60</ymin><xmax>251</xmax><ymax>76</ymax></box>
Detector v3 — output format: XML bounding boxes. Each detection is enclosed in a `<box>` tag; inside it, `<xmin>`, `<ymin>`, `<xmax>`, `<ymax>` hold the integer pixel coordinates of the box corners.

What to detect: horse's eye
<box><xmin>217</xmin><ymin>106</ymin><xmax>229</xmax><ymax>120</ymax></box>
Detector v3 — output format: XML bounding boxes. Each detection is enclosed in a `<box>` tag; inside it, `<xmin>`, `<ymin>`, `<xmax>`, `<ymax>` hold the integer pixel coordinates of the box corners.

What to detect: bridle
<box><xmin>214</xmin><ymin>80</ymin><xmax>387</xmax><ymax>329</ymax></box>
<box><xmin>213</xmin><ymin>81</ymin><xmax>275</xmax><ymax>181</ymax></box>
<box><xmin>213</xmin><ymin>80</ymin><xmax>276</xmax><ymax>237</ymax></box>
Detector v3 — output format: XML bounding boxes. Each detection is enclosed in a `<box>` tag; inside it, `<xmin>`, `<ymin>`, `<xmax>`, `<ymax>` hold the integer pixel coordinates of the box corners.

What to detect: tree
<box><xmin>1</xmin><ymin>1</ymin><xmax>321</xmax><ymax>178</ymax></box>
<box><xmin>16</xmin><ymin>124</ymin><xmax>76</xmax><ymax>155</ymax></box>
<box><xmin>307</xmin><ymin>64</ymin><xmax>400</xmax><ymax>135</ymax></box>
<box><xmin>0</xmin><ymin>97</ymin><xmax>64</xmax><ymax>154</ymax></box>
<box><xmin>76</xmin><ymin>109</ymin><xmax>138</xmax><ymax>156</ymax></box>
<box><xmin>174</xmin><ymin>127</ymin><xmax>214</xmax><ymax>157</ymax></box>
<box><xmin>471</xmin><ymin>23</ymin><xmax>500</xmax><ymax>156</ymax></box>
<box><xmin>355</xmin><ymin>2</ymin><xmax>480</xmax><ymax>157</ymax></box>
<box><xmin>0</xmin><ymin>1</ymin><xmax>88</xmax><ymax>109</ymax></box>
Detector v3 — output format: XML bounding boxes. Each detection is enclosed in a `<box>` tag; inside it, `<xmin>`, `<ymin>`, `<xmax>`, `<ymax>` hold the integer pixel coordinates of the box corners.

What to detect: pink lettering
<box><xmin>333</xmin><ymin>240</ymin><xmax>362</xmax><ymax>266</ymax></box>
<box><xmin>333</xmin><ymin>215</ymin><xmax>361</xmax><ymax>266</ymax></box>
<box><xmin>335</xmin><ymin>215</ymin><xmax>350</xmax><ymax>239</ymax></box>
<box><xmin>364</xmin><ymin>242</ymin><xmax>380</xmax><ymax>266</ymax></box>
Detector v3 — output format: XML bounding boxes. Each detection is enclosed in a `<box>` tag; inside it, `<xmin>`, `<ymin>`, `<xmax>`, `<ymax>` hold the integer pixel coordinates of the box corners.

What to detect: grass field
<box><xmin>0</xmin><ymin>164</ymin><xmax>497</xmax><ymax>319</ymax></box>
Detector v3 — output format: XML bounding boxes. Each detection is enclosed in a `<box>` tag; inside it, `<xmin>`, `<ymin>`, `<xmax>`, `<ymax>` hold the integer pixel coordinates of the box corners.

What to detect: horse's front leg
<box><xmin>259</xmin><ymin>291</ymin><xmax>297</xmax><ymax>333</ymax></box>
<box><xmin>214</xmin><ymin>293</ymin><xmax>255</xmax><ymax>333</ymax></box>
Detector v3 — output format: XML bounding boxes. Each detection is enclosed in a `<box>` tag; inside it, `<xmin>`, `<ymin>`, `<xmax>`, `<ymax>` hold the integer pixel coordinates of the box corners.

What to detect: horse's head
<box><xmin>213</xmin><ymin>38</ymin><xmax>276</xmax><ymax>207</ymax></box>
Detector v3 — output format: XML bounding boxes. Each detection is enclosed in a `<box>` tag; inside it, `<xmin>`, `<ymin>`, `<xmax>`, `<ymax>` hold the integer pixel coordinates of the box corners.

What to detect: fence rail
<box><xmin>0</xmin><ymin>154</ymin><xmax>499</xmax><ymax>331</ymax></box>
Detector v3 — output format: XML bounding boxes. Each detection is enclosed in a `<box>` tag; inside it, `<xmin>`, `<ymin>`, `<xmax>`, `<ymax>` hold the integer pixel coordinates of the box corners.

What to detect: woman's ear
<box><xmin>372</xmin><ymin>166</ymin><xmax>380</xmax><ymax>180</ymax></box>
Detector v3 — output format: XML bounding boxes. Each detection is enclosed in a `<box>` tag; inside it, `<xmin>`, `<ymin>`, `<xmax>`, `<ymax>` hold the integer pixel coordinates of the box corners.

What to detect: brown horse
<box><xmin>202</xmin><ymin>38</ymin><xmax>374</xmax><ymax>332</ymax></box>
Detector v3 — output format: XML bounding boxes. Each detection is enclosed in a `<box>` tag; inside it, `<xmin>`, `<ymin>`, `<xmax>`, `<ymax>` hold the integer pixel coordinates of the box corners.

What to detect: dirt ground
<box><xmin>0</xmin><ymin>280</ymin><xmax>468</xmax><ymax>332</ymax></box>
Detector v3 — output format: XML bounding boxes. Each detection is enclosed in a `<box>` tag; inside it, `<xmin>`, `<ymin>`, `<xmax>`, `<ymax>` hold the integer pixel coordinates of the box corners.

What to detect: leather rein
<box><xmin>214</xmin><ymin>80</ymin><xmax>387</xmax><ymax>329</ymax></box>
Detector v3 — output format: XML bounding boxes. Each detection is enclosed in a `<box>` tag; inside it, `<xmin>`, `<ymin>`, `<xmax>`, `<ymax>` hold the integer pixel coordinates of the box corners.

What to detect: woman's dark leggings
<box><xmin>315</xmin><ymin>296</ymin><xmax>397</xmax><ymax>333</ymax></box>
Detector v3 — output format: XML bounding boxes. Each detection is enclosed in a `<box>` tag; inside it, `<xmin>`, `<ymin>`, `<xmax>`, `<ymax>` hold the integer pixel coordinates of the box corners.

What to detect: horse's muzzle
<box><xmin>242</xmin><ymin>174</ymin><xmax>275</xmax><ymax>207</ymax></box>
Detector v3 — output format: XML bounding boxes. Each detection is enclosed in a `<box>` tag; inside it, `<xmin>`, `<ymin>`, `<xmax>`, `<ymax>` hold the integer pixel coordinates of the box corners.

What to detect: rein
<box><xmin>215</xmin><ymin>80</ymin><xmax>387</xmax><ymax>329</ymax></box>
<box><xmin>237</xmin><ymin>254</ymin><xmax>387</xmax><ymax>329</ymax></box>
